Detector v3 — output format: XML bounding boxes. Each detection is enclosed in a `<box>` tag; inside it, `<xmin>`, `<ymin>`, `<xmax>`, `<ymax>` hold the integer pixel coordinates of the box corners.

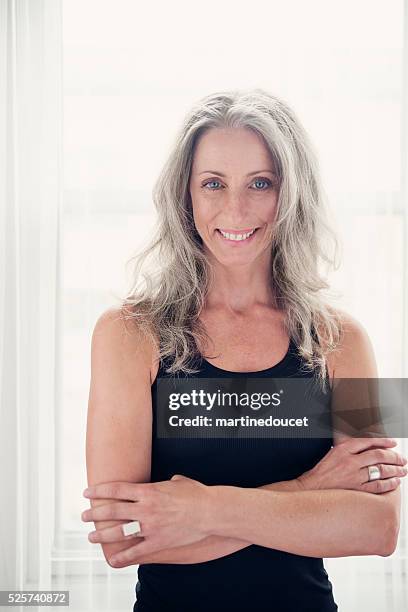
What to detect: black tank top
<box><xmin>134</xmin><ymin>336</ymin><xmax>339</xmax><ymax>612</ymax></box>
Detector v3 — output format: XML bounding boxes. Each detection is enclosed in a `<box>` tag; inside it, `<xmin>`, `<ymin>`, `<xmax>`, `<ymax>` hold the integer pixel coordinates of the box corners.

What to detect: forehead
<box><xmin>191</xmin><ymin>127</ymin><xmax>275</xmax><ymax>172</ymax></box>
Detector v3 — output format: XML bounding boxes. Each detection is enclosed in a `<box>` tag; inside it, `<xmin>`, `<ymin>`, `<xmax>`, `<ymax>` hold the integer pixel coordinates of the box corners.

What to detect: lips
<box><xmin>216</xmin><ymin>227</ymin><xmax>260</xmax><ymax>243</ymax></box>
<box><xmin>217</xmin><ymin>227</ymin><xmax>259</xmax><ymax>233</ymax></box>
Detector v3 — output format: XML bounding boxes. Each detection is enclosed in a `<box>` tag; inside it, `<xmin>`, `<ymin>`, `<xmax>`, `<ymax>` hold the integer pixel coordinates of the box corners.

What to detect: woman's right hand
<box><xmin>298</xmin><ymin>437</ymin><xmax>408</xmax><ymax>494</ymax></box>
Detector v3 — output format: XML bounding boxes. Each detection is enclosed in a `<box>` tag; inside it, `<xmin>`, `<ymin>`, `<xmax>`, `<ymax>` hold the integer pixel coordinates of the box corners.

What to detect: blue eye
<box><xmin>252</xmin><ymin>179</ymin><xmax>271</xmax><ymax>190</ymax></box>
<box><xmin>202</xmin><ymin>180</ymin><xmax>222</xmax><ymax>190</ymax></box>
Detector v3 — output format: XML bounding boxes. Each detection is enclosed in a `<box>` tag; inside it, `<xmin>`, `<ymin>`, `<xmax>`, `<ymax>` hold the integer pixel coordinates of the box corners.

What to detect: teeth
<box><xmin>219</xmin><ymin>228</ymin><xmax>256</xmax><ymax>241</ymax></box>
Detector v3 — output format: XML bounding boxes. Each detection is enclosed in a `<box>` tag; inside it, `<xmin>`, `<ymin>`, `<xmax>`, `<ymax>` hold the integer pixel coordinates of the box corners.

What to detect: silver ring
<box><xmin>122</xmin><ymin>520</ymin><xmax>142</xmax><ymax>537</ymax></box>
<box><xmin>368</xmin><ymin>465</ymin><xmax>381</xmax><ymax>481</ymax></box>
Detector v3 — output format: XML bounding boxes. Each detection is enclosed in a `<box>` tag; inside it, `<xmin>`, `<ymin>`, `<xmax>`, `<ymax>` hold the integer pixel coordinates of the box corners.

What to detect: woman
<box><xmin>82</xmin><ymin>89</ymin><xmax>407</xmax><ymax>611</ymax></box>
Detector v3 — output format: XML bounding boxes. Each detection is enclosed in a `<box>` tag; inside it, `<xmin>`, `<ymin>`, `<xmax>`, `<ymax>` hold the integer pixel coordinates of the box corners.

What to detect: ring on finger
<box><xmin>367</xmin><ymin>465</ymin><xmax>381</xmax><ymax>481</ymax></box>
<box><xmin>122</xmin><ymin>520</ymin><xmax>142</xmax><ymax>537</ymax></box>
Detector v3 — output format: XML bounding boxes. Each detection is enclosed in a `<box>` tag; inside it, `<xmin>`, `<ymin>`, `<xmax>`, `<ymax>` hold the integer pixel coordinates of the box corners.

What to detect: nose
<box><xmin>223</xmin><ymin>189</ymin><xmax>248</xmax><ymax>223</ymax></box>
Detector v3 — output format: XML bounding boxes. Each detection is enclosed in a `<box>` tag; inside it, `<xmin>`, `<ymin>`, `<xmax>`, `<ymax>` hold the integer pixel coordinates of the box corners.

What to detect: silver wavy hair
<box><xmin>119</xmin><ymin>88</ymin><xmax>344</xmax><ymax>389</ymax></box>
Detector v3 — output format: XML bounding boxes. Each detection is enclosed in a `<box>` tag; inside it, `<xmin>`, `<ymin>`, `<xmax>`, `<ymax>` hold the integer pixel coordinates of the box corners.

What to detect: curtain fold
<box><xmin>0</xmin><ymin>0</ymin><xmax>63</xmax><ymax>589</ymax></box>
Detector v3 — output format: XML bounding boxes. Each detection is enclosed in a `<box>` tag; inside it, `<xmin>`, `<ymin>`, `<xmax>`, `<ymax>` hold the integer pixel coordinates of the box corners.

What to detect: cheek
<box><xmin>191</xmin><ymin>206</ymin><xmax>209</xmax><ymax>245</ymax></box>
<box><xmin>192</xmin><ymin>199</ymin><xmax>215</xmax><ymax>231</ymax></box>
<box><xmin>263</xmin><ymin>198</ymin><xmax>279</xmax><ymax>223</ymax></box>
<box><xmin>192</xmin><ymin>205</ymin><xmax>204</xmax><ymax>233</ymax></box>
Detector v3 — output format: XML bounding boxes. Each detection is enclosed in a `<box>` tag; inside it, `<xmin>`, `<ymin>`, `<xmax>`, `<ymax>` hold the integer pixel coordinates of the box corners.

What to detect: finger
<box><xmin>359</xmin><ymin>463</ymin><xmax>408</xmax><ymax>484</ymax></box>
<box><xmin>360</xmin><ymin>477</ymin><xmax>400</xmax><ymax>494</ymax></box>
<box><xmin>356</xmin><ymin>448</ymin><xmax>407</xmax><ymax>468</ymax></box>
<box><xmin>109</xmin><ymin>538</ymin><xmax>155</xmax><ymax>567</ymax></box>
<box><xmin>83</xmin><ymin>481</ymin><xmax>145</xmax><ymax>501</ymax></box>
<box><xmin>88</xmin><ymin>521</ymin><xmax>142</xmax><ymax>544</ymax></box>
<box><xmin>346</xmin><ymin>437</ymin><xmax>397</xmax><ymax>454</ymax></box>
<box><xmin>82</xmin><ymin>501</ymin><xmax>141</xmax><ymax>522</ymax></box>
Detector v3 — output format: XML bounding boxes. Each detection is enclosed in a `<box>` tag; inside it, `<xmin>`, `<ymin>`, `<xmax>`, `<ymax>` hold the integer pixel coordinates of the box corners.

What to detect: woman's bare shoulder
<box><xmin>91</xmin><ymin>306</ymin><xmax>157</xmax><ymax>380</ymax></box>
<box><xmin>322</xmin><ymin>307</ymin><xmax>378</xmax><ymax>378</ymax></box>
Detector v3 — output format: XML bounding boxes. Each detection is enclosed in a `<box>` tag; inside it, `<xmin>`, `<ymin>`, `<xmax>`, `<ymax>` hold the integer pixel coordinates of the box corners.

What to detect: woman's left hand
<box><xmin>81</xmin><ymin>474</ymin><xmax>213</xmax><ymax>566</ymax></box>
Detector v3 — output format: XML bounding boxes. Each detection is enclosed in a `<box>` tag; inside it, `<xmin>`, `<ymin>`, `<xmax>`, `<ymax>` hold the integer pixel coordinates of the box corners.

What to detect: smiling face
<box><xmin>189</xmin><ymin>127</ymin><xmax>280</xmax><ymax>267</ymax></box>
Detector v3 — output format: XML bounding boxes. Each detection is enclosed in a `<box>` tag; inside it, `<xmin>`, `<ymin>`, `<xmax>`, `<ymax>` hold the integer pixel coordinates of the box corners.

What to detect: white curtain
<box><xmin>0</xmin><ymin>0</ymin><xmax>62</xmax><ymax>592</ymax></box>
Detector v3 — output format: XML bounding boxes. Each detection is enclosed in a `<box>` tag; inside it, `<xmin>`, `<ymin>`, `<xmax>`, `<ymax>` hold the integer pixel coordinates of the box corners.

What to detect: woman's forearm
<box><xmin>133</xmin><ymin>478</ymin><xmax>303</xmax><ymax>565</ymax></box>
<box><xmin>206</xmin><ymin>485</ymin><xmax>394</xmax><ymax>558</ymax></box>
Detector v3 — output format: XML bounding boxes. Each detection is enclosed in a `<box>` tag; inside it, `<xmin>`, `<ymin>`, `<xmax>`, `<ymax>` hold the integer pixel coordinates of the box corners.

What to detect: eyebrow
<box><xmin>198</xmin><ymin>169</ymin><xmax>277</xmax><ymax>177</ymax></box>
